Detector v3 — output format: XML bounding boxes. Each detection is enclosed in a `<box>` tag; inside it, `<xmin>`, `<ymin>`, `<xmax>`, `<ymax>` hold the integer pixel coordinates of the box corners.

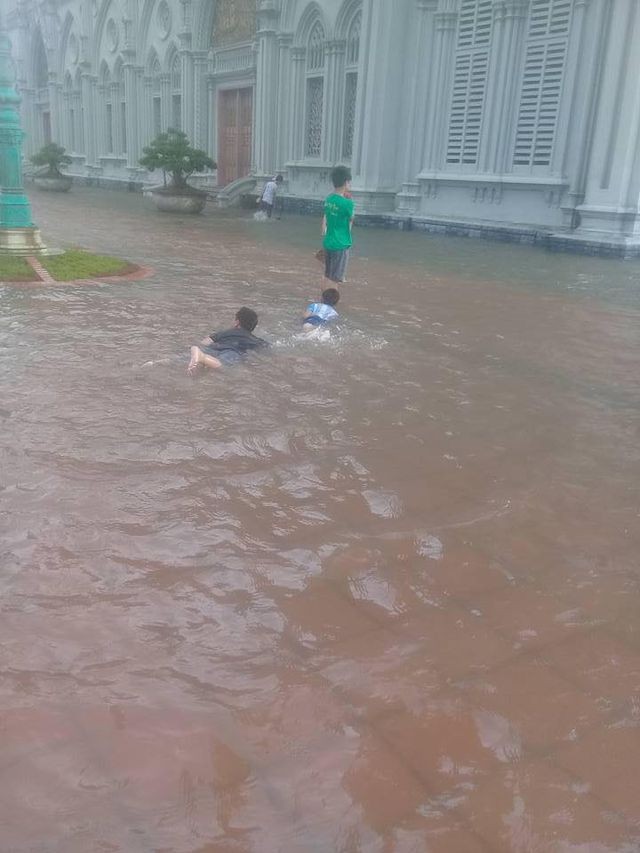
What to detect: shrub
<box><xmin>31</xmin><ymin>143</ymin><xmax>72</xmax><ymax>177</ymax></box>
<box><xmin>139</xmin><ymin>129</ymin><xmax>216</xmax><ymax>191</ymax></box>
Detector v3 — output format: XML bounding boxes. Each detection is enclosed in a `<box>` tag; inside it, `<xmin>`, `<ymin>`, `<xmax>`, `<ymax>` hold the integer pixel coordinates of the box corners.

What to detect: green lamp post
<box><xmin>0</xmin><ymin>15</ymin><xmax>46</xmax><ymax>254</ymax></box>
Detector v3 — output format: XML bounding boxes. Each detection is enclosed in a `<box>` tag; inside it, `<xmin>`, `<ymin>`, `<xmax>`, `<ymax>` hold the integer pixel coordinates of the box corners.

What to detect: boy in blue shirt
<box><xmin>303</xmin><ymin>288</ymin><xmax>340</xmax><ymax>332</ymax></box>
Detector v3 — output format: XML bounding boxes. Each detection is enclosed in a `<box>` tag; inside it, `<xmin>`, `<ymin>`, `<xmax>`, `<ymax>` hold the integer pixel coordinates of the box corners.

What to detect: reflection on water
<box><xmin>1</xmin><ymin>189</ymin><xmax>639</xmax><ymax>852</ymax></box>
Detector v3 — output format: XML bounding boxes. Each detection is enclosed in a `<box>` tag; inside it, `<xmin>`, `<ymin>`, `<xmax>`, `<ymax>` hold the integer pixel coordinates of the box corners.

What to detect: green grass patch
<box><xmin>40</xmin><ymin>250</ymin><xmax>133</xmax><ymax>281</ymax></box>
<box><xmin>0</xmin><ymin>255</ymin><xmax>38</xmax><ymax>281</ymax></box>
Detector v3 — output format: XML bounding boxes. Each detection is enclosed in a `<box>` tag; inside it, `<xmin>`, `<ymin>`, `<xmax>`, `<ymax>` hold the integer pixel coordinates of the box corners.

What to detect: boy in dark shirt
<box><xmin>188</xmin><ymin>307</ymin><xmax>268</xmax><ymax>374</ymax></box>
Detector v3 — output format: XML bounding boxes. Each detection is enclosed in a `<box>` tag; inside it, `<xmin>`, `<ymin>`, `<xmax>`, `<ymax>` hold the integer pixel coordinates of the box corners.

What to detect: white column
<box><xmin>575</xmin><ymin>0</ymin><xmax>640</xmax><ymax>241</ymax></box>
<box><xmin>557</xmin><ymin>0</ymin><xmax>603</xmax><ymax>223</ymax></box>
<box><xmin>21</xmin><ymin>88</ymin><xmax>37</xmax><ymax>156</ymax></box>
<box><xmin>96</xmin><ymin>84</ymin><xmax>107</xmax><ymax>157</ymax></box>
<box><xmin>275</xmin><ymin>34</ymin><xmax>292</xmax><ymax>171</ymax></box>
<box><xmin>288</xmin><ymin>47</ymin><xmax>306</xmax><ymax>162</ymax></box>
<box><xmin>192</xmin><ymin>52</ymin><xmax>208</xmax><ymax>148</ymax></box>
<box><xmin>254</xmin><ymin>1</ymin><xmax>279</xmax><ymax>174</ymax></box>
<box><xmin>421</xmin><ymin>3</ymin><xmax>458</xmax><ymax>172</ymax></box>
<box><xmin>48</xmin><ymin>77</ymin><xmax>62</xmax><ymax>145</ymax></box>
<box><xmin>81</xmin><ymin>72</ymin><xmax>97</xmax><ymax>166</ymax></box>
<box><xmin>397</xmin><ymin>0</ymin><xmax>438</xmax><ymax>210</ymax></box>
<box><xmin>480</xmin><ymin>0</ymin><xmax>529</xmax><ymax>174</ymax></box>
<box><xmin>322</xmin><ymin>39</ymin><xmax>346</xmax><ymax>163</ymax></box>
<box><xmin>123</xmin><ymin>62</ymin><xmax>140</xmax><ymax>167</ymax></box>
<box><xmin>351</xmin><ymin>0</ymin><xmax>413</xmax><ymax>210</ymax></box>
<box><xmin>141</xmin><ymin>78</ymin><xmax>153</xmax><ymax>148</ymax></box>
<box><xmin>160</xmin><ymin>73</ymin><xmax>171</xmax><ymax>131</ymax></box>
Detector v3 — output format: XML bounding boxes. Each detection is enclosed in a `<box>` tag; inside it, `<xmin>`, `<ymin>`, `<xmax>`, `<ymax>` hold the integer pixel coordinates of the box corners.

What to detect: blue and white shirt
<box><xmin>305</xmin><ymin>302</ymin><xmax>339</xmax><ymax>326</ymax></box>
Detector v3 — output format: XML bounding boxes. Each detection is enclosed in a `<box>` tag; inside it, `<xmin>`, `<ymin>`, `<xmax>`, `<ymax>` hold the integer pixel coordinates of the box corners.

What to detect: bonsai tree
<box><xmin>31</xmin><ymin>143</ymin><xmax>72</xmax><ymax>177</ymax></box>
<box><xmin>139</xmin><ymin>128</ymin><xmax>215</xmax><ymax>193</ymax></box>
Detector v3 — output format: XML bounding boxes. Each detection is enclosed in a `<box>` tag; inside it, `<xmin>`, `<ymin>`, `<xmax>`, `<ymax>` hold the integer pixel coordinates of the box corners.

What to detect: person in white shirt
<box><xmin>259</xmin><ymin>174</ymin><xmax>283</xmax><ymax>218</ymax></box>
<box><xmin>302</xmin><ymin>288</ymin><xmax>340</xmax><ymax>332</ymax></box>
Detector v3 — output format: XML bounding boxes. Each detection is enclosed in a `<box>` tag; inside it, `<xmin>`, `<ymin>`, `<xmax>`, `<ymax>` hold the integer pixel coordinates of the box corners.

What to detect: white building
<box><xmin>5</xmin><ymin>0</ymin><xmax>640</xmax><ymax>255</ymax></box>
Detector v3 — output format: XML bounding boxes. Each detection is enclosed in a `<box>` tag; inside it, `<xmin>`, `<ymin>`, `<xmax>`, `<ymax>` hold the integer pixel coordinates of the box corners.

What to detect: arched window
<box><xmin>342</xmin><ymin>10</ymin><xmax>361</xmax><ymax>160</ymax></box>
<box><xmin>170</xmin><ymin>52</ymin><xmax>181</xmax><ymax>130</ymax></box>
<box><xmin>149</xmin><ymin>56</ymin><xmax>162</xmax><ymax>136</ymax></box>
<box><xmin>305</xmin><ymin>21</ymin><xmax>325</xmax><ymax>158</ymax></box>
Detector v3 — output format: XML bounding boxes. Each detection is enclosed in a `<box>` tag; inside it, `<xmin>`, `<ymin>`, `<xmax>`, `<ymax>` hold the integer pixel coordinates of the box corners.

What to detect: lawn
<box><xmin>0</xmin><ymin>255</ymin><xmax>38</xmax><ymax>282</ymax></box>
<box><xmin>40</xmin><ymin>250</ymin><xmax>133</xmax><ymax>281</ymax></box>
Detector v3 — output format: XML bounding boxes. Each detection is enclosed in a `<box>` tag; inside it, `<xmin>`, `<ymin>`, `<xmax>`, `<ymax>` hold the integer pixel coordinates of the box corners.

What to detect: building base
<box><xmin>280</xmin><ymin>196</ymin><xmax>640</xmax><ymax>258</ymax></box>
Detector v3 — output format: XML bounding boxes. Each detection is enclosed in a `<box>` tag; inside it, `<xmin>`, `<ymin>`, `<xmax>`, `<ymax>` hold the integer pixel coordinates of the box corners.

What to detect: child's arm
<box><xmin>321</xmin><ymin>215</ymin><xmax>327</xmax><ymax>237</ymax></box>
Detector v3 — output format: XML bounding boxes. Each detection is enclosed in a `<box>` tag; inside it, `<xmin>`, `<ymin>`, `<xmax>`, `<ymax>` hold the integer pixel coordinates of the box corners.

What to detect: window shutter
<box><xmin>513</xmin><ymin>0</ymin><xmax>572</xmax><ymax>167</ymax></box>
<box><xmin>446</xmin><ymin>0</ymin><xmax>493</xmax><ymax>166</ymax></box>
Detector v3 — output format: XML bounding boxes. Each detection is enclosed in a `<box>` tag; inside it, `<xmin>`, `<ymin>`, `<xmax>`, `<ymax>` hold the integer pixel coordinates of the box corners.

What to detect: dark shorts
<box><xmin>200</xmin><ymin>346</ymin><xmax>243</xmax><ymax>367</ymax></box>
<box><xmin>324</xmin><ymin>249</ymin><xmax>350</xmax><ymax>283</ymax></box>
<box><xmin>260</xmin><ymin>201</ymin><xmax>274</xmax><ymax>217</ymax></box>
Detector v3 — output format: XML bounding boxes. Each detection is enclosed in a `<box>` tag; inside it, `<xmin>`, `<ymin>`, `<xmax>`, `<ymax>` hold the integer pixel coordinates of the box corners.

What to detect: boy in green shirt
<box><xmin>322</xmin><ymin>165</ymin><xmax>355</xmax><ymax>283</ymax></box>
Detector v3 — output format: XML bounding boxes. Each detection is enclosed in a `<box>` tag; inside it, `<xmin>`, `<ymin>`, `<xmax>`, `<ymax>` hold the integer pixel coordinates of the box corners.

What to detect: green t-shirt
<box><xmin>323</xmin><ymin>193</ymin><xmax>355</xmax><ymax>251</ymax></box>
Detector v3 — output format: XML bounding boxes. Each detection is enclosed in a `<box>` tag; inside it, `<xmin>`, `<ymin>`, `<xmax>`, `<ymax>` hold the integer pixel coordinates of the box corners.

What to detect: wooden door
<box><xmin>217</xmin><ymin>88</ymin><xmax>253</xmax><ymax>187</ymax></box>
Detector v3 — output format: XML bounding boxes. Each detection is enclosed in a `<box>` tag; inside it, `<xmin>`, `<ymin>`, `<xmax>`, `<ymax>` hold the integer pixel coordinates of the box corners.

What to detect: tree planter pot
<box><xmin>33</xmin><ymin>174</ymin><xmax>73</xmax><ymax>192</ymax></box>
<box><xmin>150</xmin><ymin>187</ymin><xmax>207</xmax><ymax>214</ymax></box>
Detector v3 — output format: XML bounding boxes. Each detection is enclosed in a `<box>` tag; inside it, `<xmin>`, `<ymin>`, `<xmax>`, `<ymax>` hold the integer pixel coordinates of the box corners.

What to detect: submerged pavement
<box><xmin>1</xmin><ymin>187</ymin><xmax>639</xmax><ymax>852</ymax></box>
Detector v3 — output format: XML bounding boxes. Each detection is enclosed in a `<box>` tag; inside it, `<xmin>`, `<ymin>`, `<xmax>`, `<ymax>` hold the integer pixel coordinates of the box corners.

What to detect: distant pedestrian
<box><xmin>259</xmin><ymin>174</ymin><xmax>283</xmax><ymax>218</ymax></box>
<box><xmin>321</xmin><ymin>166</ymin><xmax>355</xmax><ymax>284</ymax></box>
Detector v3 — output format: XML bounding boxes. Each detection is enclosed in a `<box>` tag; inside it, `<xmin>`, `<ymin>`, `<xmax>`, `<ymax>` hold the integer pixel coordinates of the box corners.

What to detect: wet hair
<box><xmin>236</xmin><ymin>307</ymin><xmax>258</xmax><ymax>332</ymax></box>
<box><xmin>275</xmin><ymin>174</ymin><xmax>284</xmax><ymax>183</ymax></box>
<box><xmin>322</xmin><ymin>288</ymin><xmax>340</xmax><ymax>307</ymax></box>
<box><xmin>331</xmin><ymin>165</ymin><xmax>352</xmax><ymax>189</ymax></box>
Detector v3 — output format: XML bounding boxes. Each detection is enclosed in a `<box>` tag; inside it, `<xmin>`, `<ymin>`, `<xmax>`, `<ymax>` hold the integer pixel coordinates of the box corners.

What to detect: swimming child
<box><xmin>303</xmin><ymin>288</ymin><xmax>340</xmax><ymax>332</ymax></box>
<box><xmin>188</xmin><ymin>307</ymin><xmax>268</xmax><ymax>374</ymax></box>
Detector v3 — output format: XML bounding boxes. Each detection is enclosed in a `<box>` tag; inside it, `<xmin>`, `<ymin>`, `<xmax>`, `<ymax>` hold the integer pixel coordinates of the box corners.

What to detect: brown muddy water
<box><xmin>1</xmin><ymin>188</ymin><xmax>640</xmax><ymax>852</ymax></box>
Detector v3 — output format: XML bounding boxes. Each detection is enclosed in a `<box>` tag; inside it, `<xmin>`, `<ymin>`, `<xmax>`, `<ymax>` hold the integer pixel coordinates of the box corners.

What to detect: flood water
<box><xmin>1</xmin><ymin>188</ymin><xmax>640</xmax><ymax>852</ymax></box>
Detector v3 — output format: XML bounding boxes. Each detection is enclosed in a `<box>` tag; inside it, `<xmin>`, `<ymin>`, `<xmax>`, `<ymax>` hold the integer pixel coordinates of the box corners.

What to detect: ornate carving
<box><xmin>68</xmin><ymin>33</ymin><xmax>79</xmax><ymax>65</ymax></box>
<box><xmin>106</xmin><ymin>18</ymin><xmax>119</xmax><ymax>53</ymax></box>
<box><xmin>212</xmin><ymin>0</ymin><xmax>257</xmax><ymax>47</ymax></box>
<box><xmin>157</xmin><ymin>0</ymin><xmax>172</xmax><ymax>40</ymax></box>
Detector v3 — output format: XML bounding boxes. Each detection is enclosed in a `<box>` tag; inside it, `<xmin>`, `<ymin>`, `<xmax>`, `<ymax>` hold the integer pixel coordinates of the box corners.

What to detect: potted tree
<box><xmin>31</xmin><ymin>143</ymin><xmax>73</xmax><ymax>192</ymax></box>
<box><xmin>140</xmin><ymin>128</ymin><xmax>216</xmax><ymax>214</ymax></box>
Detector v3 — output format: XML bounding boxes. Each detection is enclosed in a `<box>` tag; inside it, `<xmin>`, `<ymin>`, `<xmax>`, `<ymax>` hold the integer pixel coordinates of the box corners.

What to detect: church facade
<box><xmin>5</xmin><ymin>0</ymin><xmax>640</xmax><ymax>254</ymax></box>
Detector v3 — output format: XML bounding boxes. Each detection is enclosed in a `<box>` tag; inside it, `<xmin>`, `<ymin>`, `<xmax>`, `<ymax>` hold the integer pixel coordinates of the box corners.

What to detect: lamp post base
<box><xmin>0</xmin><ymin>227</ymin><xmax>53</xmax><ymax>255</ymax></box>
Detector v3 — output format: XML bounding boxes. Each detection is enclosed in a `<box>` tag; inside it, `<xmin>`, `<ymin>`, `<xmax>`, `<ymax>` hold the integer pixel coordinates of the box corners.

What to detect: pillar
<box><xmin>322</xmin><ymin>39</ymin><xmax>346</xmax><ymax>163</ymax></box>
<box><xmin>557</xmin><ymin>0</ymin><xmax>605</xmax><ymax>225</ymax></box>
<box><xmin>351</xmin><ymin>0</ymin><xmax>412</xmax><ymax>211</ymax></box>
<box><xmin>288</xmin><ymin>47</ymin><xmax>306</xmax><ymax>162</ymax></box>
<box><xmin>81</xmin><ymin>72</ymin><xmax>97</xmax><ymax>166</ymax></box>
<box><xmin>575</xmin><ymin>0</ymin><xmax>640</xmax><ymax>243</ymax></box>
<box><xmin>192</xmin><ymin>52</ymin><xmax>208</xmax><ymax>149</ymax></box>
<box><xmin>480</xmin><ymin>0</ymin><xmax>529</xmax><ymax>174</ymax></box>
<box><xmin>275</xmin><ymin>33</ymin><xmax>292</xmax><ymax>171</ymax></box>
<box><xmin>420</xmin><ymin>1</ymin><xmax>458</xmax><ymax>172</ymax></box>
<box><xmin>397</xmin><ymin>0</ymin><xmax>438</xmax><ymax>211</ymax></box>
<box><xmin>160</xmin><ymin>73</ymin><xmax>171</xmax><ymax>131</ymax></box>
<box><xmin>123</xmin><ymin>60</ymin><xmax>139</xmax><ymax>166</ymax></box>
<box><xmin>254</xmin><ymin>0</ymin><xmax>279</xmax><ymax>175</ymax></box>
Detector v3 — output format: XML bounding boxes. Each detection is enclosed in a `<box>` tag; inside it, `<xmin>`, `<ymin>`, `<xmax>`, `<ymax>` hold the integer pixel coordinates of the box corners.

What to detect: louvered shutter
<box><xmin>446</xmin><ymin>0</ymin><xmax>493</xmax><ymax>167</ymax></box>
<box><xmin>513</xmin><ymin>0</ymin><xmax>572</xmax><ymax>167</ymax></box>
